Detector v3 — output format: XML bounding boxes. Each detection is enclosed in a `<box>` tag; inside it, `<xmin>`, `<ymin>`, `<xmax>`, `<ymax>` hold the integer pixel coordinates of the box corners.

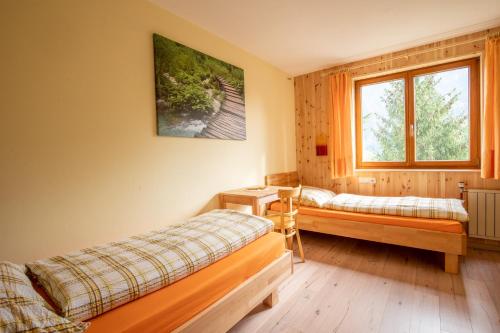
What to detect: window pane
<box><xmin>414</xmin><ymin>67</ymin><xmax>469</xmax><ymax>161</ymax></box>
<box><xmin>361</xmin><ymin>79</ymin><xmax>406</xmax><ymax>162</ymax></box>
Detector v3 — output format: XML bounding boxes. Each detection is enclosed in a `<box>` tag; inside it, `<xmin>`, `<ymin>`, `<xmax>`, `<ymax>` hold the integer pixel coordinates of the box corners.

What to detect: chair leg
<box><xmin>295</xmin><ymin>228</ymin><xmax>305</xmax><ymax>262</ymax></box>
<box><xmin>286</xmin><ymin>233</ymin><xmax>293</xmax><ymax>251</ymax></box>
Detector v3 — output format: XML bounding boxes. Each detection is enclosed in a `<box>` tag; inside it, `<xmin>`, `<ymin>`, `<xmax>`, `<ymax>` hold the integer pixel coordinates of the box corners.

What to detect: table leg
<box><xmin>219</xmin><ymin>195</ymin><xmax>227</xmax><ymax>209</ymax></box>
<box><xmin>252</xmin><ymin>199</ymin><xmax>261</xmax><ymax>216</ymax></box>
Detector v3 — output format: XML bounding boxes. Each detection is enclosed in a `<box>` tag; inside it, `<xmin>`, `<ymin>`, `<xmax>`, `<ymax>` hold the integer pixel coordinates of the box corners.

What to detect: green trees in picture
<box><xmin>153</xmin><ymin>33</ymin><xmax>245</xmax><ymax>140</ymax></box>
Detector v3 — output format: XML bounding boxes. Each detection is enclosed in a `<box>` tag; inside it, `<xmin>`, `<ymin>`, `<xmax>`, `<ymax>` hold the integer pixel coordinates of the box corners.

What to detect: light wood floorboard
<box><xmin>230</xmin><ymin>231</ymin><xmax>500</xmax><ymax>333</ymax></box>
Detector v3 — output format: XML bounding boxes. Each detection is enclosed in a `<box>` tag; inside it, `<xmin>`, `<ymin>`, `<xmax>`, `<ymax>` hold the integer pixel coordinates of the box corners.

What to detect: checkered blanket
<box><xmin>324</xmin><ymin>193</ymin><xmax>468</xmax><ymax>222</ymax></box>
<box><xmin>27</xmin><ymin>210</ymin><xmax>273</xmax><ymax>322</ymax></box>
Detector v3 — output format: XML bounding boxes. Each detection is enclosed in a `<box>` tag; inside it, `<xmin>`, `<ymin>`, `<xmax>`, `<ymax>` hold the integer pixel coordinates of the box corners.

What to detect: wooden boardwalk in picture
<box><xmin>199</xmin><ymin>77</ymin><xmax>246</xmax><ymax>140</ymax></box>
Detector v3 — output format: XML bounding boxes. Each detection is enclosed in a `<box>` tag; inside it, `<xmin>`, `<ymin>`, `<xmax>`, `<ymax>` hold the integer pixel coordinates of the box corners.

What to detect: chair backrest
<box><xmin>278</xmin><ymin>185</ymin><xmax>302</xmax><ymax>218</ymax></box>
<box><xmin>265</xmin><ymin>171</ymin><xmax>299</xmax><ymax>187</ymax></box>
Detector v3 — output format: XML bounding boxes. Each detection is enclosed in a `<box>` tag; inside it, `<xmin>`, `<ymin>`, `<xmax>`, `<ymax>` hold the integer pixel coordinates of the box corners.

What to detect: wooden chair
<box><xmin>265</xmin><ymin>171</ymin><xmax>299</xmax><ymax>187</ymax></box>
<box><xmin>266</xmin><ymin>185</ymin><xmax>305</xmax><ymax>262</ymax></box>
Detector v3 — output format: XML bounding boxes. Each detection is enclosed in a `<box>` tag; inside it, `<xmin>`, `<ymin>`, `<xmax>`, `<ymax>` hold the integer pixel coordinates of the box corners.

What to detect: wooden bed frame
<box><xmin>174</xmin><ymin>250</ymin><xmax>293</xmax><ymax>333</ymax></box>
<box><xmin>266</xmin><ymin>172</ymin><xmax>467</xmax><ymax>274</ymax></box>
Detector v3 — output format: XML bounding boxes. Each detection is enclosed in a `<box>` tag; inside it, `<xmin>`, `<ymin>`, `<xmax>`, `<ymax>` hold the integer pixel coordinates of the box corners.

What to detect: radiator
<box><xmin>468</xmin><ymin>189</ymin><xmax>500</xmax><ymax>240</ymax></box>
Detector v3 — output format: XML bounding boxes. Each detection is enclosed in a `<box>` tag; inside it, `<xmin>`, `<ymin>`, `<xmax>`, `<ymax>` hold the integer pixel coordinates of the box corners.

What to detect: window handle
<box><xmin>410</xmin><ymin>124</ymin><xmax>414</xmax><ymax>137</ymax></box>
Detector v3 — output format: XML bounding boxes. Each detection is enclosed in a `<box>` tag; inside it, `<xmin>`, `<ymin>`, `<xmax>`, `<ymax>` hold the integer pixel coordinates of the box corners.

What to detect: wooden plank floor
<box><xmin>230</xmin><ymin>231</ymin><xmax>500</xmax><ymax>333</ymax></box>
<box><xmin>199</xmin><ymin>77</ymin><xmax>246</xmax><ymax>140</ymax></box>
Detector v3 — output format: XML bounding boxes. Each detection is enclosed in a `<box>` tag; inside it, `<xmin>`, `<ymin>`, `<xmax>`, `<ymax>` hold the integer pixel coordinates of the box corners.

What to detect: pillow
<box><xmin>299</xmin><ymin>186</ymin><xmax>336</xmax><ymax>208</ymax></box>
<box><xmin>0</xmin><ymin>261</ymin><xmax>89</xmax><ymax>333</ymax></box>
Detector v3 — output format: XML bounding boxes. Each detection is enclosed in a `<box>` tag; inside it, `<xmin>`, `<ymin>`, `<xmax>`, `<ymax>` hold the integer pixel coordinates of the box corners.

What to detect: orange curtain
<box><xmin>329</xmin><ymin>72</ymin><xmax>353</xmax><ymax>178</ymax></box>
<box><xmin>482</xmin><ymin>36</ymin><xmax>500</xmax><ymax>179</ymax></box>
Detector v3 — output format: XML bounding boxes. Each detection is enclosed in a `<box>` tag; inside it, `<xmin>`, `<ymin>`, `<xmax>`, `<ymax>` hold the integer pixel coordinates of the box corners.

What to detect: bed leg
<box><xmin>263</xmin><ymin>290</ymin><xmax>279</xmax><ymax>308</ymax></box>
<box><xmin>445</xmin><ymin>253</ymin><xmax>459</xmax><ymax>274</ymax></box>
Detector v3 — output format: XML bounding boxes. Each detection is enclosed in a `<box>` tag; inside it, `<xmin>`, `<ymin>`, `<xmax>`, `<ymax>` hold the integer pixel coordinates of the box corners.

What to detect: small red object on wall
<box><xmin>316</xmin><ymin>145</ymin><xmax>328</xmax><ymax>156</ymax></box>
<box><xmin>315</xmin><ymin>133</ymin><xmax>328</xmax><ymax>156</ymax></box>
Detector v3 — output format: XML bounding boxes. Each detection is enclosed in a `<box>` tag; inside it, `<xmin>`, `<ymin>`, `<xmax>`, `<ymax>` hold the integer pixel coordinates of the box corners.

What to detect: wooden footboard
<box><xmin>174</xmin><ymin>250</ymin><xmax>293</xmax><ymax>333</ymax></box>
<box><xmin>297</xmin><ymin>214</ymin><xmax>466</xmax><ymax>274</ymax></box>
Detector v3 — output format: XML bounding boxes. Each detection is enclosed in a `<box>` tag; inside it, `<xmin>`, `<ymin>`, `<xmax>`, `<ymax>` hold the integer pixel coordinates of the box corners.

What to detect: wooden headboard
<box><xmin>265</xmin><ymin>171</ymin><xmax>300</xmax><ymax>187</ymax></box>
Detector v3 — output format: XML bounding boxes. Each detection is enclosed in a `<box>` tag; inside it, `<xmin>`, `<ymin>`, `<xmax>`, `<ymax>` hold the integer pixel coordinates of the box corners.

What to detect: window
<box><xmin>355</xmin><ymin>58</ymin><xmax>479</xmax><ymax>169</ymax></box>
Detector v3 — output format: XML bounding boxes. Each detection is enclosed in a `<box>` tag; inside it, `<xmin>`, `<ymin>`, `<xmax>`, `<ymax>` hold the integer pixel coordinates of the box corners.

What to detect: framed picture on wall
<box><xmin>153</xmin><ymin>33</ymin><xmax>246</xmax><ymax>140</ymax></box>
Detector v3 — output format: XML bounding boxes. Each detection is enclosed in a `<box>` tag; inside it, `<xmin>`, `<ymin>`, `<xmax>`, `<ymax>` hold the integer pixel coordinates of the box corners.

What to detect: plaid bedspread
<box><xmin>323</xmin><ymin>193</ymin><xmax>468</xmax><ymax>222</ymax></box>
<box><xmin>27</xmin><ymin>209</ymin><xmax>273</xmax><ymax>322</ymax></box>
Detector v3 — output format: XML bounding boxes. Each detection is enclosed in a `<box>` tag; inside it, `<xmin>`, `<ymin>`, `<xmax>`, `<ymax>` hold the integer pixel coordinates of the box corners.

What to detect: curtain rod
<box><xmin>320</xmin><ymin>34</ymin><xmax>494</xmax><ymax>77</ymax></box>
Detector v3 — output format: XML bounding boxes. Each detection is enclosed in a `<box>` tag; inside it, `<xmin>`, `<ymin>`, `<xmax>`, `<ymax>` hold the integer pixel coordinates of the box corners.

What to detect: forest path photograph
<box><xmin>198</xmin><ymin>76</ymin><xmax>245</xmax><ymax>139</ymax></box>
<box><xmin>153</xmin><ymin>33</ymin><xmax>246</xmax><ymax>140</ymax></box>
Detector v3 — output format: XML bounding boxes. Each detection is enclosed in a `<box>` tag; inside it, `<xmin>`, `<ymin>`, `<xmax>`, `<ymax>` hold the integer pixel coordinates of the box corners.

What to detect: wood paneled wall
<box><xmin>295</xmin><ymin>27</ymin><xmax>500</xmax><ymax>199</ymax></box>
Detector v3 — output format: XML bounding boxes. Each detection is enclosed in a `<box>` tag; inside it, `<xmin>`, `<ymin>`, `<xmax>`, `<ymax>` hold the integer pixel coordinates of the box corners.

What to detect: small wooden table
<box><xmin>219</xmin><ymin>186</ymin><xmax>286</xmax><ymax>216</ymax></box>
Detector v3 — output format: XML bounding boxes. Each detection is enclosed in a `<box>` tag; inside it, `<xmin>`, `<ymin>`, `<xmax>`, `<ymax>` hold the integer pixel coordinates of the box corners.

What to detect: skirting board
<box><xmin>174</xmin><ymin>250</ymin><xmax>293</xmax><ymax>333</ymax></box>
<box><xmin>468</xmin><ymin>237</ymin><xmax>500</xmax><ymax>252</ymax></box>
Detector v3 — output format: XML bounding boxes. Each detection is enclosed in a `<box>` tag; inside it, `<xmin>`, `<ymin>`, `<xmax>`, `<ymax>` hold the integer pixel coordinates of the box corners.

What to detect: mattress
<box><xmin>85</xmin><ymin>231</ymin><xmax>285</xmax><ymax>333</ymax></box>
<box><xmin>27</xmin><ymin>209</ymin><xmax>274</xmax><ymax>322</ymax></box>
<box><xmin>270</xmin><ymin>202</ymin><xmax>463</xmax><ymax>233</ymax></box>
<box><xmin>326</xmin><ymin>193</ymin><xmax>469</xmax><ymax>222</ymax></box>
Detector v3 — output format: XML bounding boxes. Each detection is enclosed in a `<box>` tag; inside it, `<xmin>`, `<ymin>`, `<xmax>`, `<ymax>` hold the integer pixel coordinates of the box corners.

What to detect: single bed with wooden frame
<box><xmin>28</xmin><ymin>211</ymin><xmax>293</xmax><ymax>333</ymax></box>
<box><xmin>265</xmin><ymin>171</ymin><xmax>467</xmax><ymax>274</ymax></box>
<box><xmin>85</xmin><ymin>234</ymin><xmax>293</xmax><ymax>333</ymax></box>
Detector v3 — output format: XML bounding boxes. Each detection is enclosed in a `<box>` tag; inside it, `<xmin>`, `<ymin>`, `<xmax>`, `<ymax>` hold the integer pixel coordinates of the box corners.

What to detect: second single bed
<box><xmin>266</xmin><ymin>172</ymin><xmax>467</xmax><ymax>274</ymax></box>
